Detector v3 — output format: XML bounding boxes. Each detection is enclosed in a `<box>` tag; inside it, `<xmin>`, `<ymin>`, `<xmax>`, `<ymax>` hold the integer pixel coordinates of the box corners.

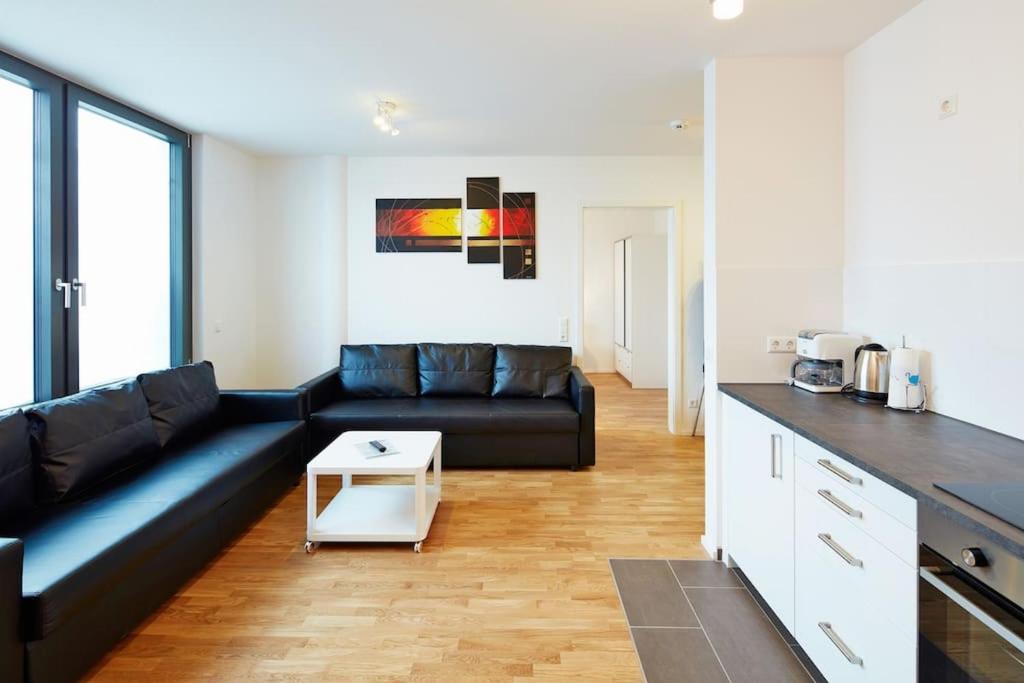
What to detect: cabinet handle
<box><xmin>770</xmin><ymin>434</ymin><xmax>782</xmax><ymax>479</ymax></box>
<box><xmin>818</xmin><ymin>622</ymin><xmax>863</xmax><ymax>666</ymax></box>
<box><xmin>817</xmin><ymin>533</ymin><xmax>863</xmax><ymax>568</ymax></box>
<box><xmin>817</xmin><ymin>458</ymin><xmax>862</xmax><ymax>485</ymax></box>
<box><xmin>817</xmin><ymin>489</ymin><xmax>863</xmax><ymax>518</ymax></box>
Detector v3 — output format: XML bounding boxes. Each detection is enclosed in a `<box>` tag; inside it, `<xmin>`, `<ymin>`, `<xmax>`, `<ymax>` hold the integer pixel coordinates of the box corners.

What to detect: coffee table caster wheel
<box><xmin>304</xmin><ymin>540</ymin><xmax>319</xmax><ymax>554</ymax></box>
<box><xmin>413</xmin><ymin>541</ymin><xmax>423</xmax><ymax>553</ymax></box>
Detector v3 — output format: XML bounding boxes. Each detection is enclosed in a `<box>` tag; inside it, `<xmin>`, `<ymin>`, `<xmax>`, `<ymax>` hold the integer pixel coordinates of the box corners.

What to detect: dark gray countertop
<box><xmin>719</xmin><ymin>383</ymin><xmax>1024</xmax><ymax>558</ymax></box>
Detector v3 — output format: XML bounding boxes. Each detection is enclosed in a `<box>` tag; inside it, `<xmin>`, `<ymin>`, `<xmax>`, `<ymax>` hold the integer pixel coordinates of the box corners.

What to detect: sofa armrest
<box><xmin>569</xmin><ymin>368</ymin><xmax>595</xmax><ymax>467</ymax></box>
<box><xmin>1</xmin><ymin>538</ymin><xmax>23</xmax><ymax>682</ymax></box>
<box><xmin>297</xmin><ymin>367</ymin><xmax>343</xmax><ymax>415</ymax></box>
<box><xmin>219</xmin><ymin>390</ymin><xmax>308</xmax><ymax>425</ymax></box>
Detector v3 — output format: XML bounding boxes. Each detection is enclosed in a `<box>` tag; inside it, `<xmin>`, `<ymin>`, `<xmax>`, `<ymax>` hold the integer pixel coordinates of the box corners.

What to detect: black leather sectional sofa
<box><xmin>300</xmin><ymin>343</ymin><xmax>595</xmax><ymax>469</ymax></box>
<box><xmin>0</xmin><ymin>362</ymin><xmax>306</xmax><ymax>683</ymax></box>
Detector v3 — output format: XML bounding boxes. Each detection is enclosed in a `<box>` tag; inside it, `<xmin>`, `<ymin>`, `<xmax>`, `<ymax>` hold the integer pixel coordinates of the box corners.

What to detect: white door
<box><xmin>724</xmin><ymin>396</ymin><xmax>796</xmax><ymax>632</ymax></box>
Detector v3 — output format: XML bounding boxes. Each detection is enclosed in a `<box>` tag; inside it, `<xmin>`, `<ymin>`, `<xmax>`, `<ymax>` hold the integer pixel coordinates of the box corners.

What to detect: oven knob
<box><xmin>961</xmin><ymin>547</ymin><xmax>988</xmax><ymax>567</ymax></box>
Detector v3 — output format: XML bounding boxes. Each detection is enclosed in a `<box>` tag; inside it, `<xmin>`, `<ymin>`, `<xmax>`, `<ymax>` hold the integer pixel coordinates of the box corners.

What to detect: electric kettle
<box><xmin>852</xmin><ymin>343</ymin><xmax>890</xmax><ymax>402</ymax></box>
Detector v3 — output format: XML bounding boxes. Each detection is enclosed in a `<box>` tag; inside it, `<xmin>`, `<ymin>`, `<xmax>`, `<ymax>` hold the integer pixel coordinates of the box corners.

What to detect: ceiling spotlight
<box><xmin>711</xmin><ymin>0</ymin><xmax>743</xmax><ymax>20</ymax></box>
<box><xmin>374</xmin><ymin>100</ymin><xmax>399</xmax><ymax>136</ymax></box>
<box><xmin>391</xmin><ymin>128</ymin><xmax>400</xmax><ymax>136</ymax></box>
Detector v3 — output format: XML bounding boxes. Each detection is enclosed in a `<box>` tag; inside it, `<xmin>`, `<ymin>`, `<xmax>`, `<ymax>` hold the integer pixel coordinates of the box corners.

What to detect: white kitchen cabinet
<box><xmin>722</xmin><ymin>392</ymin><xmax>919</xmax><ymax>682</ymax></box>
<box><xmin>723</xmin><ymin>395</ymin><xmax>795</xmax><ymax>632</ymax></box>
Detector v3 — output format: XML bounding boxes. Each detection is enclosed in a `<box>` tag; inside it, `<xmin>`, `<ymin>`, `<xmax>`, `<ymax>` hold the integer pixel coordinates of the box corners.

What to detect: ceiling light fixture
<box><xmin>711</xmin><ymin>0</ymin><xmax>743</xmax><ymax>20</ymax></box>
<box><xmin>374</xmin><ymin>100</ymin><xmax>399</xmax><ymax>136</ymax></box>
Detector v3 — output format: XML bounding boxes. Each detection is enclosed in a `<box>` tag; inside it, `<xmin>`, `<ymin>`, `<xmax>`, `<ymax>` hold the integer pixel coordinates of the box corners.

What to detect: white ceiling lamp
<box><xmin>373</xmin><ymin>100</ymin><xmax>400</xmax><ymax>136</ymax></box>
<box><xmin>711</xmin><ymin>0</ymin><xmax>743</xmax><ymax>20</ymax></box>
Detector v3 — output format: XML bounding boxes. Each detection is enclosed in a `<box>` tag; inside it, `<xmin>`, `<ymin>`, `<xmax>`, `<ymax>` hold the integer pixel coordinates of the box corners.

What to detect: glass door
<box><xmin>72</xmin><ymin>105</ymin><xmax>172</xmax><ymax>389</ymax></box>
<box><xmin>0</xmin><ymin>75</ymin><xmax>35</xmax><ymax>407</ymax></box>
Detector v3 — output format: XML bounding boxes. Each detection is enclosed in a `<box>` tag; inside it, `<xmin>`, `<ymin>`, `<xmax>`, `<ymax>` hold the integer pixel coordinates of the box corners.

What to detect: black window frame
<box><xmin>0</xmin><ymin>48</ymin><xmax>191</xmax><ymax>405</ymax></box>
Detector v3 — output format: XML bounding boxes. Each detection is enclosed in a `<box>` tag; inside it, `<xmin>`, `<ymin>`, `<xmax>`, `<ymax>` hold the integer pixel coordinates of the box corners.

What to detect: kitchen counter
<box><xmin>719</xmin><ymin>383</ymin><xmax>1024</xmax><ymax>558</ymax></box>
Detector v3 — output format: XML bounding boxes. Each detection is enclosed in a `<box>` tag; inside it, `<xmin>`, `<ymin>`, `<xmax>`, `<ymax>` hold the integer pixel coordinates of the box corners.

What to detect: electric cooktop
<box><xmin>935</xmin><ymin>482</ymin><xmax>1024</xmax><ymax>533</ymax></box>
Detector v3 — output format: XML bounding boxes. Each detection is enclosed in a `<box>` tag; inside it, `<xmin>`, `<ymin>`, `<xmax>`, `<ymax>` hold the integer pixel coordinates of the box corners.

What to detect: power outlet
<box><xmin>766</xmin><ymin>336</ymin><xmax>797</xmax><ymax>354</ymax></box>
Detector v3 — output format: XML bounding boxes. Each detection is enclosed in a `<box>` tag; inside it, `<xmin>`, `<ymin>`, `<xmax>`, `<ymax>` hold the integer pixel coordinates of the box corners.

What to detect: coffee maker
<box><xmin>790</xmin><ymin>330</ymin><xmax>865</xmax><ymax>393</ymax></box>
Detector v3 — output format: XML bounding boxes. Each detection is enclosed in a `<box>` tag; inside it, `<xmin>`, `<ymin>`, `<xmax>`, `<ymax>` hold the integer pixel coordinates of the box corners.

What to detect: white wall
<box><xmin>193</xmin><ymin>135</ymin><xmax>266</xmax><ymax>388</ymax></box>
<box><xmin>710</xmin><ymin>58</ymin><xmax>846</xmax><ymax>383</ymax></box>
<box><xmin>581</xmin><ymin>207</ymin><xmax>669</xmax><ymax>373</ymax></box>
<box><xmin>844</xmin><ymin>0</ymin><xmax>1024</xmax><ymax>439</ymax></box>
<box><xmin>346</xmin><ymin>155</ymin><xmax>705</xmax><ymax>430</ymax></box>
<box><xmin>193</xmin><ymin>135</ymin><xmax>346</xmax><ymax>389</ymax></box>
<box><xmin>703</xmin><ymin>57</ymin><xmax>845</xmax><ymax>555</ymax></box>
<box><xmin>255</xmin><ymin>156</ymin><xmax>347</xmax><ymax>387</ymax></box>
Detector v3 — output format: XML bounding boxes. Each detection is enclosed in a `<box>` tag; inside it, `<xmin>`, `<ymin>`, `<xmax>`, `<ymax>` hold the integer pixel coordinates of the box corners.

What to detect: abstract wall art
<box><xmin>375</xmin><ymin>198</ymin><xmax>463</xmax><ymax>253</ymax></box>
<box><xmin>502</xmin><ymin>191</ymin><xmax>536</xmax><ymax>279</ymax></box>
<box><xmin>465</xmin><ymin>177</ymin><xmax>501</xmax><ymax>263</ymax></box>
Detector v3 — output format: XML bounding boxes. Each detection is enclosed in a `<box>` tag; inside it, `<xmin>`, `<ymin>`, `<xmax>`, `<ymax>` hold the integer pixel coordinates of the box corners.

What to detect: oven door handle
<box><xmin>920</xmin><ymin>566</ymin><xmax>1024</xmax><ymax>654</ymax></box>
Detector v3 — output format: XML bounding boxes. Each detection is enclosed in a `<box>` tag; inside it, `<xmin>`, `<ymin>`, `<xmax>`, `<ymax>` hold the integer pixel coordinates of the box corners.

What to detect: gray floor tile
<box><xmin>631</xmin><ymin>627</ymin><xmax>729</xmax><ymax>683</ymax></box>
<box><xmin>792</xmin><ymin>645</ymin><xmax>828</xmax><ymax>683</ymax></box>
<box><xmin>732</xmin><ymin>567</ymin><xmax>797</xmax><ymax>645</ymax></box>
<box><xmin>610</xmin><ymin>559</ymin><xmax>698</xmax><ymax>627</ymax></box>
<box><xmin>669</xmin><ymin>560</ymin><xmax>743</xmax><ymax>587</ymax></box>
<box><xmin>686</xmin><ymin>587</ymin><xmax>811</xmax><ymax>683</ymax></box>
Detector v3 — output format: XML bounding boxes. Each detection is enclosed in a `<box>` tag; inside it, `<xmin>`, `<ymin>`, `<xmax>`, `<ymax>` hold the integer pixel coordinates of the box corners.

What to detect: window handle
<box><xmin>55</xmin><ymin>278</ymin><xmax>72</xmax><ymax>309</ymax></box>
<box><xmin>72</xmin><ymin>278</ymin><xmax>87</xmax><ymax>307</ymax></box>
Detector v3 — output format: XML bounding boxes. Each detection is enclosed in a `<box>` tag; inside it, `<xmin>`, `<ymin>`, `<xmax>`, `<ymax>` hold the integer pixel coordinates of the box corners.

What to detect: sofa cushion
<box><xmin>15</xmin><ymin>420</ymin><xmax>304</xmax><ymax>640</ymax></box>
<box><xmin>312</xmin><ymin>397</ymin><xmax>578</xmax><ymax>435</ymax></box>
<box><xmin>339</xmin><ymin>344</ymin><xmax>418</xmax><ymax>397</ymax></box>
<box><xmin>492</xmin><ymin>345</ymin><xmax>572</xmax><ymax>398</ymax></box>
<box><xmin>0</xmin><ymin>411</ymin><xmax>33</xmax><ymax>524</ymax></box>
<box><xmin>137</xmin><ymin>361</ymin><xmax>220</xmax><ymax>447</ymax></box>
<box><xmin>26</xmin><ymin>381</ymin><xmax>160</xmax><ymax>504</ymax></box>
<box><xmin>417</xmin><ymin>343</ymin><xmax>495</xmax><ymax>397</ymax></box>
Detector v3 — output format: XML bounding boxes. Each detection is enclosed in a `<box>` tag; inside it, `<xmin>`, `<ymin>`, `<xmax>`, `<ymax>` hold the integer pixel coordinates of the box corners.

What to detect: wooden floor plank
<box><xmin>86</xmin><ymin>373</ymin><xmax>706</xmax><ymax>681</ymax></box>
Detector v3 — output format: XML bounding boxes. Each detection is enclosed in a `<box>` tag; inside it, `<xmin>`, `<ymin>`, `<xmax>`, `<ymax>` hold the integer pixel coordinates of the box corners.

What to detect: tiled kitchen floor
<box><xmin>610</xmin><ymin>559</ymin><xmax>825</xmax><ymax>682</ymax></box>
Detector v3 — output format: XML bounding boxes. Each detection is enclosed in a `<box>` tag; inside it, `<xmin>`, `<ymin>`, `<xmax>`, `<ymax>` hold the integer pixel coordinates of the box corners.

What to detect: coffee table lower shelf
<box><xmin>306</xmin><ymin>484</ymin><xmax>440</xmax><ymax>552</ymax></box>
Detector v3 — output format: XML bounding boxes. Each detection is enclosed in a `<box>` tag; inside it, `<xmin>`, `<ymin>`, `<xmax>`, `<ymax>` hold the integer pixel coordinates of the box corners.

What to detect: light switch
<box><xmin>558</xmin><ymin>317</ymin><xmax>569</xmax><ymax>342</ymax></box>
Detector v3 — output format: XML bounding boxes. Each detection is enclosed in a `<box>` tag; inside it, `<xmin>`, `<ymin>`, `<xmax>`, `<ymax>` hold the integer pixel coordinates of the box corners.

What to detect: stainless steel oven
<box><xmin>919</xmin><ymin>505</ymin><xmax>1024</xmax><ymax>681</ymax></box>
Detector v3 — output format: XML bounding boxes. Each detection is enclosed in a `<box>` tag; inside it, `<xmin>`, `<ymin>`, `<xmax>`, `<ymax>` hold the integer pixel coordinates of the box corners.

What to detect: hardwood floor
<box><xmin>87</xmin><ymin>373</ymin><xmax>706</xmax><ymax>681</ymax></box>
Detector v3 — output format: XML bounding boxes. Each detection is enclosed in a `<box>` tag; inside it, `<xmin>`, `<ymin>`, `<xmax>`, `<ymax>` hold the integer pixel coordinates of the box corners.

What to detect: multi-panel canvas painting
<box><xmin>375</xmin><ymin>198</ymin><xmax>462</xmax><ymax>253</ymax></box>
<box><xmin>465</xmin><ymin>177</ymin><xmax>500</xmax><ymax>263</ymax></box>
<box><xmin>502</xmin><ymin>192</ymin><xmax>536</xmax><ymax>279</ymax></box>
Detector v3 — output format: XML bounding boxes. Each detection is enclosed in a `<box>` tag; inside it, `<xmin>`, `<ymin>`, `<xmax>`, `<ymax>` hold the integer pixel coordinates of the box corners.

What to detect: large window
<box><xmin>0</xmin><ymin>51</ymin><xmax>191</xmax><ymax>408</ymax></box>
<box><xmin>0</xmin><ymin>76</ymin><xmax>34</xmax><ymax>407</ymax></box>
<box><xmin>76</xmin><ymin>107</ymin><xmax>172</xmax><ymax>388</ymax></box>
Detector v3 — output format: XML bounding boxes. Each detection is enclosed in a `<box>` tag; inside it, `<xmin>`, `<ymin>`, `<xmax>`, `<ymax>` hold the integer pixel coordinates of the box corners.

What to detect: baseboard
<box><xmin>700</xmin><ymin>534</ymin><xmax>718</xmax><ymax>560</ymax></box>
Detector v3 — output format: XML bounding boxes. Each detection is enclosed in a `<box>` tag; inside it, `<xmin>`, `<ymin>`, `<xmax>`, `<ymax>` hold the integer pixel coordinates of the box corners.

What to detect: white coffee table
<box><xmin>304</xmin><ymin>431</ymin><xmax>441</xmax><ymax>553</ymax></box>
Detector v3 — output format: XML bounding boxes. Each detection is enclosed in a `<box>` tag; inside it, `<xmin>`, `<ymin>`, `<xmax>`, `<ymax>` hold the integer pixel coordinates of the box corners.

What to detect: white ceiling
<box><xmin>0</xmin><ymin>0</ymin><xmax>920</xmax><ymax>156</ymax></box>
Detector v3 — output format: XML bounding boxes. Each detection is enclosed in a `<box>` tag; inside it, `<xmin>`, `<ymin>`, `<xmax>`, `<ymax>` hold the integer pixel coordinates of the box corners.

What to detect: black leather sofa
<box><xmin>0</xmin><ymin>362</ymin><xmax>306</xmax><ymax>683</ymax></box>
<box><xmin>299</xmin><ymin>343</ymin><xmax>595</xmax><ymax>469</ymax></box>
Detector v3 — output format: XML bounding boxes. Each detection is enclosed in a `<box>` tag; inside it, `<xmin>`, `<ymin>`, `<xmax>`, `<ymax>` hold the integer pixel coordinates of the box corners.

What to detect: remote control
<box><xmin>369</xmin><ymin>440</ymin><xmax>387</xmax><ymax>453</ymax></box>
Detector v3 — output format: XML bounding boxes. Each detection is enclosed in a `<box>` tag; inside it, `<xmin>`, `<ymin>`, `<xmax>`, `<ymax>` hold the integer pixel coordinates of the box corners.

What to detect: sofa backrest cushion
<box><xmin>417</xmin><ymin>343</ymin><xmax>495</xmax><ymax>397</ymax></box>
<box><xmin>339</xmin><ymin>344</ymin><xmax>418</xmax><ymax>398</ymax></box>
<box><xmin>138</xmin><ymin>361</ymin><xmax>220</xmax><ymax>447</ymax></box>
<box><xmin>26</xmin><ymin>380</ymin><xmax>160</xmax><ymax>503</ymax></box>
<box><xmin>0</xmin><ymin>411</ymin><xmax>33</xmax><ymax>523</ymax></box>
<box><xmin>492</xmin><ymin>345</ymin><xmax>572</xmax><ymax>399</ymax></box>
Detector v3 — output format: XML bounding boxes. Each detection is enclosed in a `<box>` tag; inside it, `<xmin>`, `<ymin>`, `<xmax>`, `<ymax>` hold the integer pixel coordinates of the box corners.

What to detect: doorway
<box><xmin>580</xmin><ymin>205</ymin><xmax>681</xmax><ymax>432</ymax></box>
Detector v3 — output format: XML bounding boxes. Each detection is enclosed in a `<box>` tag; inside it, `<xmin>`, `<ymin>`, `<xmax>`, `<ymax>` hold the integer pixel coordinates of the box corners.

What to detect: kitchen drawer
<box><xmin>796</xmin><ymin>456</ymin><xmax>917</xmax><ymax>566</ymax></box>
<box><xmin>795</xmin><ymin>434</ymin><xmax>916</xmax><ymax>531</ymax></box>
<box><xmin>795</xmin><ymin>504</ymin><xmax>917</xmax><ymax>683</ymax></box>
<box><xmin>795</xmin><ymin>483</ymin><xmax>917</xmax><ymax>639</ymax></box>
